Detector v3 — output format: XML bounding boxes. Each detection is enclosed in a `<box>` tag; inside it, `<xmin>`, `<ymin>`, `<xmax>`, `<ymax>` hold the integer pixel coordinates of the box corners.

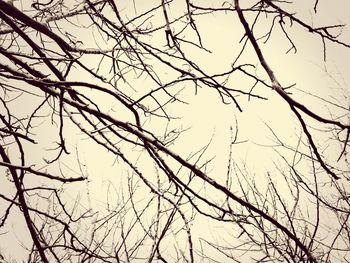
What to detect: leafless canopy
<box><xmin>0</xmin><ymin>0</ymin><xmax>349</xmax><ymax>262</ymax></box>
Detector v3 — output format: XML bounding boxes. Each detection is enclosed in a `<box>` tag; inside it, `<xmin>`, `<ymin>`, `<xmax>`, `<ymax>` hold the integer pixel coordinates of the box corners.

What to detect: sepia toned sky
<box><xmin>1</xmin><ymin>0</ymin><xmax>350</xmax><ymax>262</ymax></box>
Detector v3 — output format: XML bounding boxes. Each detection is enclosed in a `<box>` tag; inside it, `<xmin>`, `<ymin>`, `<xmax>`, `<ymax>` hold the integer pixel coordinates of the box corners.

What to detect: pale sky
<box><xmin>0</xmin><ymin>0</ymin><xmax>349</xmax><ymax>262</ymax></box>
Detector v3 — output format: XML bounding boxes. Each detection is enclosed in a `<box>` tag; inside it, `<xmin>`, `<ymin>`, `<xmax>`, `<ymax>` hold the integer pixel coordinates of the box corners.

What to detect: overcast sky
<box><xmin>1</xmin><ymin>1</ymin><xmax>350</xmax><ymax>262</ymax></box>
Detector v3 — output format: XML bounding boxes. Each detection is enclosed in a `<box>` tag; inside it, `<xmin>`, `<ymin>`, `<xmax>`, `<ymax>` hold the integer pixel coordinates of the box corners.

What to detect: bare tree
<box><xmin>0</xmin><ymin>0</ymin><xmax>349</xmax><ymax>262</ymax></box>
